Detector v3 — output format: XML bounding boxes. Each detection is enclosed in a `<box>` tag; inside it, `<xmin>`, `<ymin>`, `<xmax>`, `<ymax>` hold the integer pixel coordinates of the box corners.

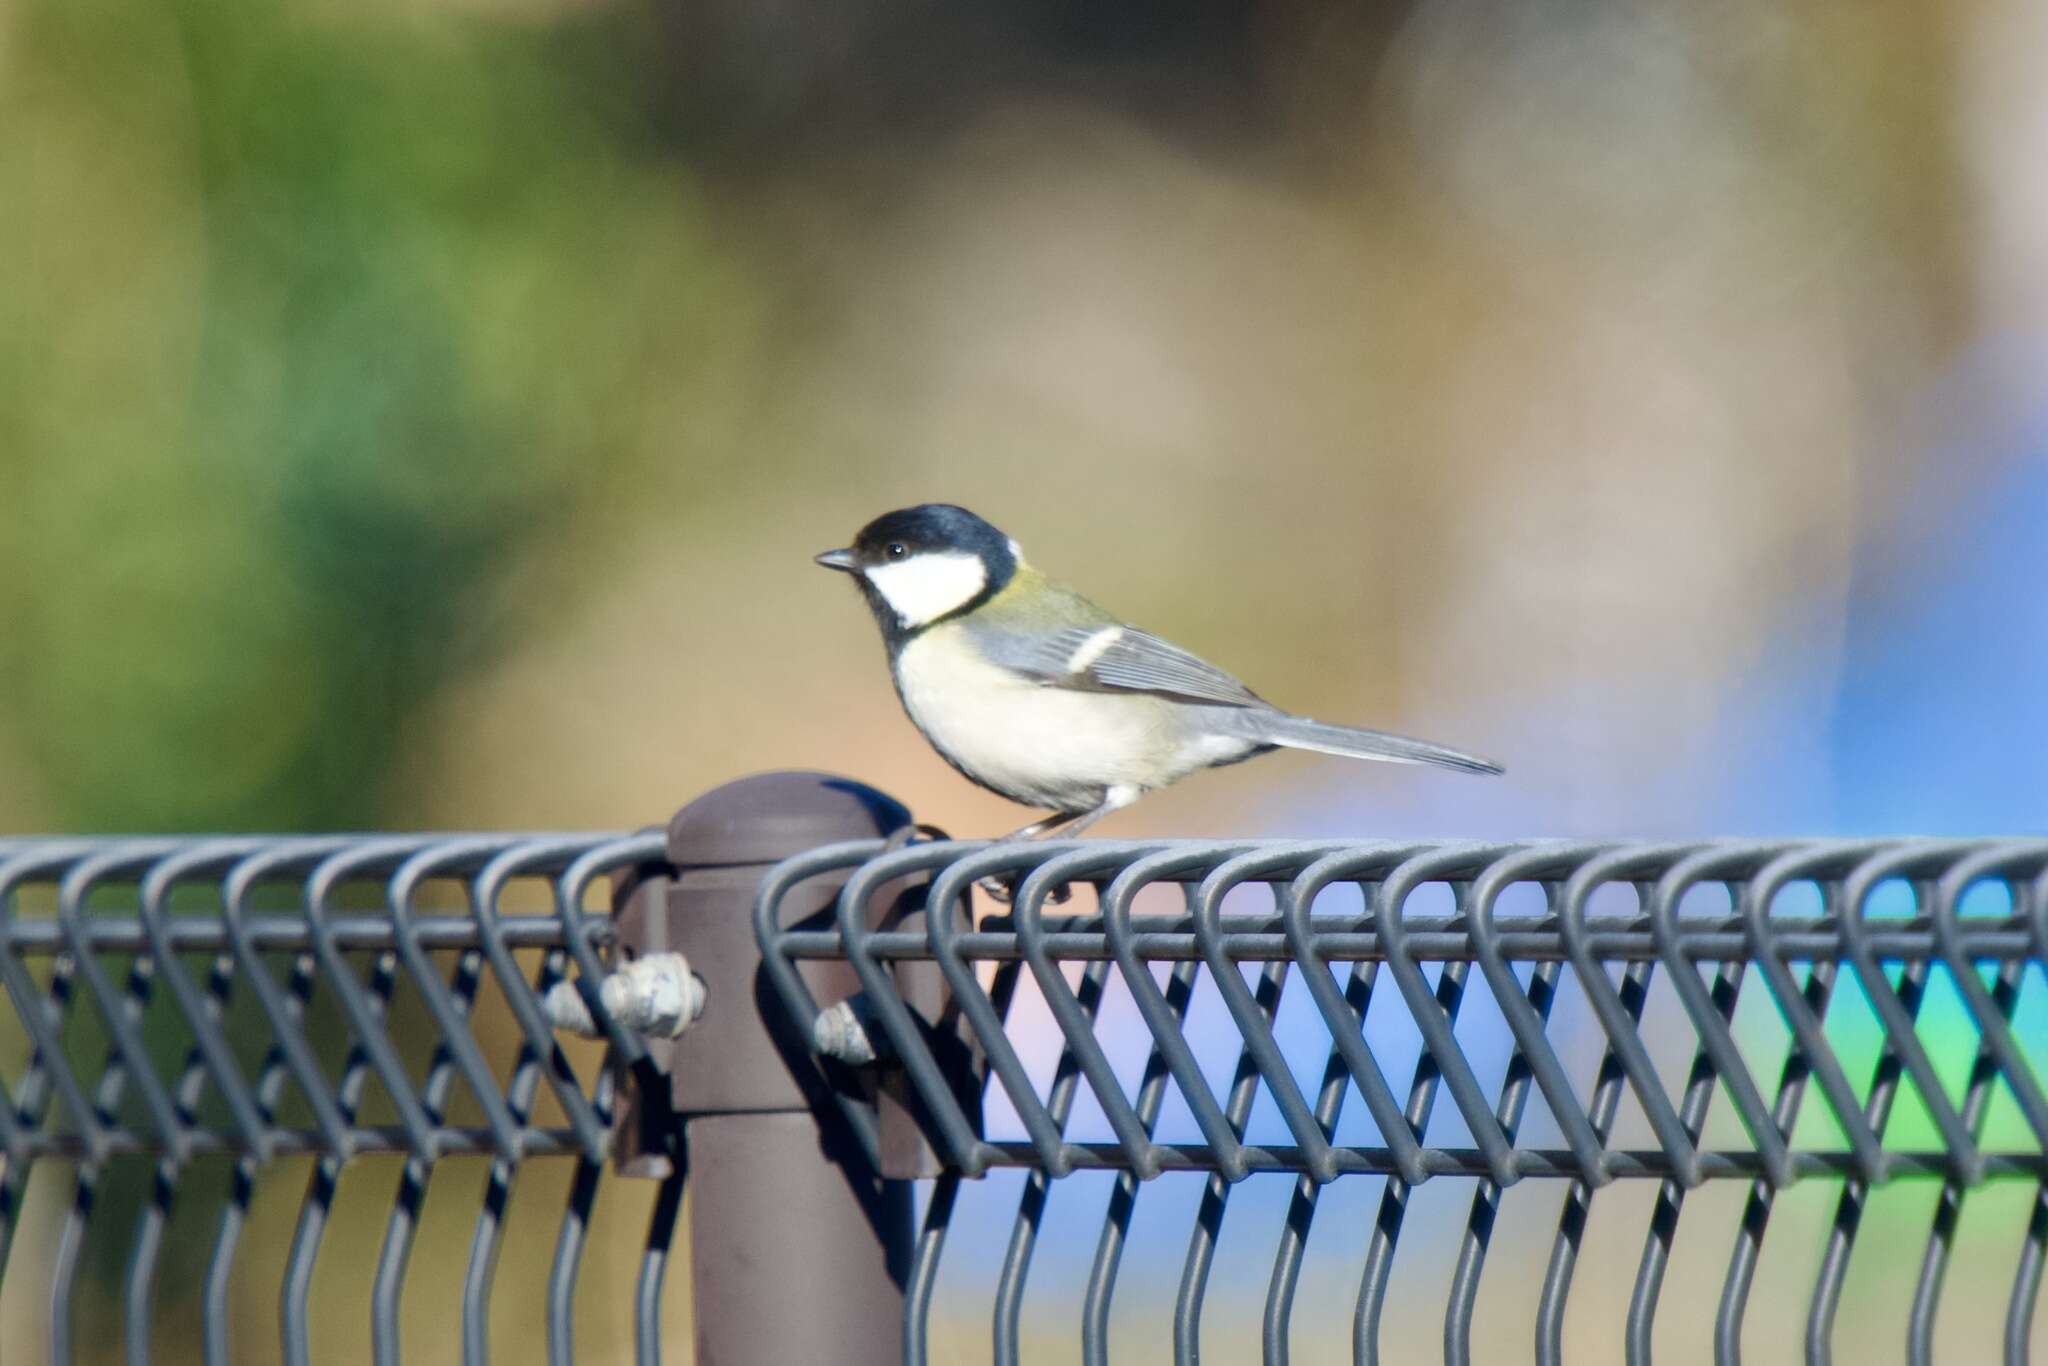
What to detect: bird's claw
<box><xmin>976</xmin><ymin>875</ymin><xmax>1073</xmax><ymax>906</ymax></box>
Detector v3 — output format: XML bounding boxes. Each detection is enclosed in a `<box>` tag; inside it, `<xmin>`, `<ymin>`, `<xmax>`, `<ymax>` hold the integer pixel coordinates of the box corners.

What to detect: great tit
<box><xmin>816</xmin><ymin>504</ymin><xmax>1501</xmax><ymax>847</ymax></box>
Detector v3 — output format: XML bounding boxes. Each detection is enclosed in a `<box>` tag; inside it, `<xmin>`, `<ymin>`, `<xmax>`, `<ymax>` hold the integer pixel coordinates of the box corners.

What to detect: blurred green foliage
<box><xmin>0</xmin><ymin>0</ymin><xmax>747</xmax><ymax>831</ymax></box>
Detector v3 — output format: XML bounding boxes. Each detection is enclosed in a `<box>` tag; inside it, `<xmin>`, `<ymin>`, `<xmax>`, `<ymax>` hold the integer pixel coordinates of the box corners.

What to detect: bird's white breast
<box><xmin>895</xmin><ymin>630</ymin><xmax>1142</xmax><ymax>807</ymax></box>
<box><xmin>893</xmin><ymin>626</ymin><xmax>1249</xmax><ymax>810</ymax></box>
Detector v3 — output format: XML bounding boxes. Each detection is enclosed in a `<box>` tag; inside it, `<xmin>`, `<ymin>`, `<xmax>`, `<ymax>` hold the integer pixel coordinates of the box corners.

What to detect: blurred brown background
<box><xmin>5</xmin><ymin>0</ymin><xmax>2048</xmax><ymax>1360</ymax></box>
<box><xmin>10</xmin><ymin>0</ymin><xmax>2046</xmax><ymax>850</ymax></box>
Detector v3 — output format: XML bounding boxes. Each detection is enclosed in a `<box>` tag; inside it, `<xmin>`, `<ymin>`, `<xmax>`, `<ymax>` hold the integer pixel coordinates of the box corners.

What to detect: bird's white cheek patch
<box><xmin>864</xmin><ymin>553</ymin><xmax>989</xmax><ymax>628</ymax></box>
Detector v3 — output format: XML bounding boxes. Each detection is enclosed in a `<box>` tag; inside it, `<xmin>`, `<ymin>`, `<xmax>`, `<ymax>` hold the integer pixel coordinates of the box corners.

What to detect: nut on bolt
<box><xmin>543</xmin><ymin>952</ymin><xmax>705</xmax><ymax>1040</ymax></box>
<box><xmin>812</xmin><ymin>993</ymin><xmax>892</xmax><ymax>1065</ymax></box>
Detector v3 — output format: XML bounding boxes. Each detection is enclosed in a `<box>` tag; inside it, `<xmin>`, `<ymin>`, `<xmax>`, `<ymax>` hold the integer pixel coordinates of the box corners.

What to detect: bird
<box><xmin>814</xmin><ymin>504</ymin><xmax>1501</xmax><ymax>867</ymax></box>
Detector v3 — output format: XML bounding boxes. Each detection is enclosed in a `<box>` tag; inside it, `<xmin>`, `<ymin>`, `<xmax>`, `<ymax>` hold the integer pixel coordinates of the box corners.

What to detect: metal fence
<box><xmin>0</xmin><ymin>829</ymin><xmax>669</xmax><ymax>1366</ymax></box>
<box><xmin>4</xmin><ymin>773</ymin><xmax>2048</xmax><ymax>1365</ymax></box>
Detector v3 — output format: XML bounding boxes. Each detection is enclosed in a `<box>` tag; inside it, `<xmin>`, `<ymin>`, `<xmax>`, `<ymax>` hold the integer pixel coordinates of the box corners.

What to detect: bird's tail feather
<box><xmin>1234</xmin><ymin>711</ymin><xmax>1503</xmax><ymax>776</ymax></box>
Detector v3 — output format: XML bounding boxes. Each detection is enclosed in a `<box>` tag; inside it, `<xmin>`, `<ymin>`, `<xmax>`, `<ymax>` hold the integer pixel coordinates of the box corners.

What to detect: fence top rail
<box><xmin>756</xmin><ymin>833</ymin><xmax>2048</xmax><ymax>962</ymax></box>
<box><xmin>0</xmin><ymin>832</ymin><xmax>641</xmax><ymax>950</ymax></box>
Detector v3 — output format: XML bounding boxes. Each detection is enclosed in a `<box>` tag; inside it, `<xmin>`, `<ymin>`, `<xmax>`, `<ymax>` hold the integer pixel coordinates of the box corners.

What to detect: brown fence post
<box><xmin>612</xmin><ymin>771</ymin><xmax>915</xmax><ymax>1365</ymax></box>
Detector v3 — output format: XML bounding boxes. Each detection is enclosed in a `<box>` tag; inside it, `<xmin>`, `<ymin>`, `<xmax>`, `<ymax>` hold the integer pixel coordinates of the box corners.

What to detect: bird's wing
<box><xmin>978</xmin><ymin>623</ymin><xmax>1266</xmax><ymax>708</ymax></box>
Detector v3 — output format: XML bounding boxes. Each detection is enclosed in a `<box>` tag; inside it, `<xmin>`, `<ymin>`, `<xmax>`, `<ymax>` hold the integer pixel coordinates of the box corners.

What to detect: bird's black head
<box><xmin>815</xmin><ymin>504</ymin><xmax>1020</xmax><ymax>637</ymax></box>
<box><xmin>844</xmin><ymin>504</ymin><xmax>1016</xmax><ymax>570</ymax></box>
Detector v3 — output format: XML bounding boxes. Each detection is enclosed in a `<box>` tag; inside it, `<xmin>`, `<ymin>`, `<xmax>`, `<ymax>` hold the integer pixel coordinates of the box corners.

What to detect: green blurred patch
<box><xmin>0</xmin><ymin>9</ymin><xmax>757</xmax><ymax>1343</ymax></box>
<box><xmin>0</xmin><ymin>0</ymin><xmax>753</xmax><ymax>833</ymax></box>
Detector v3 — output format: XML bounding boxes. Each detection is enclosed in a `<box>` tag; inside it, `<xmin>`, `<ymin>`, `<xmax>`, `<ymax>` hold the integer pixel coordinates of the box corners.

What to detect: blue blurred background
<box><xmin>5</xmin><ymin>0</ymin><xmax>2047</xmax><ymax>1360</ymax></box>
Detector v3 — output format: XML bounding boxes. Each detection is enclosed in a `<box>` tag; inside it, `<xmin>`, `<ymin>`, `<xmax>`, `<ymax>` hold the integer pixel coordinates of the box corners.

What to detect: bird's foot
<box><xmin>976</xmin><ymin>875</ymin><xmax>1074</xmax><ymax>906</ymax></box>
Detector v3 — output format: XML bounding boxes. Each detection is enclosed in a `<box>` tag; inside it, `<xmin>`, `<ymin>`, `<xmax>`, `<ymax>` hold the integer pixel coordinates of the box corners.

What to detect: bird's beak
<box><xmin>813</xmin><ymin>548</ymin><xmax>858</xmax><ymax>573</ymax></box>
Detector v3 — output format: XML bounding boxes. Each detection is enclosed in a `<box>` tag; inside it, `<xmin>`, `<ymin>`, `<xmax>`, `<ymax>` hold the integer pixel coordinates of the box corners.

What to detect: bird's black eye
<box><xmin>885</xmin><ymin>542</ymin><xmax>908</xmax><ymax>559</ymax></box>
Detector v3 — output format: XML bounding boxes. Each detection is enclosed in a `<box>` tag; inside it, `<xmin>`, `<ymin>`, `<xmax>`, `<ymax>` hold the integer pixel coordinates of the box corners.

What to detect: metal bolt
<box><xmin>543</xmin><ymin>952</ymin><xmax>705</xmax><ymax>1040</ymax></box>
<box><xmin>812</xmin><ymin>993</ymin><xmax>891</xmax><ymax>1065</ymax></box>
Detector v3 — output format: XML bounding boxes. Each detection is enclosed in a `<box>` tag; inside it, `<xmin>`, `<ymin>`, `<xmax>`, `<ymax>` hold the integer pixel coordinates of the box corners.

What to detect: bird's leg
<box><xmin>976</xmin><ymin>787</ymin><xmax>1140</xmax><ymax>904</ymax></box>
<box><xmin>1043</xmin><ymin>803</ymin><xmax>1115</xmax><ymax>839</ymax></box>
<box><xmin>995</xmin><ymin>811</ymin><xmax>1084</xmax><ymax>843</ymax></box>
<box><xmin>976</xmin><ymin>810</ymin><xmax>1082</xmax><ymax>904</ymax></box>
